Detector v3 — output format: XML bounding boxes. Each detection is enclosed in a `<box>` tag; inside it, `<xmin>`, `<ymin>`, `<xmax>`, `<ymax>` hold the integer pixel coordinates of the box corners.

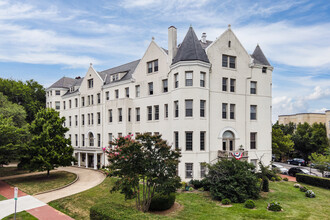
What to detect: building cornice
<box><xmin>170</xmin><ymin>60</ymin><xmax>211</xmax><ymax>70</ymax></box>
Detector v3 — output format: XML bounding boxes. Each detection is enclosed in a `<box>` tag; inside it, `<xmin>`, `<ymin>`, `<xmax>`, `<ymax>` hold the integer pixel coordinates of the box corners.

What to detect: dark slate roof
<box><xmin>172</xmin><ymin>27</ymin><xmax>210</xmax><ymax>64</ymax></box>
<box><xmin>251</xmin><ymin>45</ymin><xmax>271</xmax><ymax>66</ymax></box>
<box><xmin>98</xmin><ymin>59</ymin><xmax>140</xmax><ymax>85</ymax></box>
<box><xmin>48</xmin><ymin>77</ymin><xmax>77</xmax><ymax>89</ymax></box>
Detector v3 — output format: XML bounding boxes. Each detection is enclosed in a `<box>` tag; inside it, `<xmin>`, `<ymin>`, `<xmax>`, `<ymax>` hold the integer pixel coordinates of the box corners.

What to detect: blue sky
<box><xmin>0</xmin><ymin>0</ymin><xmax>329</xmax><ymax>122</ymax></box>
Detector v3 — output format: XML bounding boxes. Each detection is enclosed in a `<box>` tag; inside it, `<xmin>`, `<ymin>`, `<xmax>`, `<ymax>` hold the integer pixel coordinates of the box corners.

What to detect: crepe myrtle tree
<box><xmin>106</xmin><ymin>133</ymin><xmax>181</xmax><ymax>212</ymax></box>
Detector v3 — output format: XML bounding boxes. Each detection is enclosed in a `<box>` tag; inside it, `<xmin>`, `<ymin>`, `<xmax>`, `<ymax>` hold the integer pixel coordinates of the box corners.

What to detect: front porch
<box><xmin>74</xmin><ymin>147</ymin><xmax>105</xmax><ymax>170</ymax></box>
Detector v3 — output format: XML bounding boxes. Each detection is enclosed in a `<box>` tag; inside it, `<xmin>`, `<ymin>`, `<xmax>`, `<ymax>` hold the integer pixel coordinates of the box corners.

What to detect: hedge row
<box><xmin>296</xmin><ymin>174</ymin><xmax>330</xmax><ymax>189</ymax></box>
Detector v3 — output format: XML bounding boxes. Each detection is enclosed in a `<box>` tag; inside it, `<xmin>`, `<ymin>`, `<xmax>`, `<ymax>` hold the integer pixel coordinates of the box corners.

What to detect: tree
<box><xmin>273</xmin><ymin>121</ymin><xmax>295</xmax><ymax>135</ymax></box>
<box><xmin>309</xmin><ymin>153</ymin><xmax>330</xmax><ymax>177</ymax></box>
<box><xmin>19</xmin><ymin>108</ymin><xmax>75</xmax><ymax>176</ymax></box>
<box><xmin>0</xmin><ymin>116</ymin><xmax>27</xmax><ymax>166</ymax></box>
<box><xmin>0</xmin><ymin>92</ymin><xmax>27</xmax><ymax>127</ymax></box>
<box><xmin>107</xmin><ymin>133</ymin><xmax>181</xmax><ymax>212</ymax></box>
<box><xmin>272</xmin><ymin>126</ymin><xmax>294</xmax><ymax>161</ymax></box>
<box><xmin>206</xmin><ymin>159</ymin><xmax>259</xmax><ymax>203</ymax></box>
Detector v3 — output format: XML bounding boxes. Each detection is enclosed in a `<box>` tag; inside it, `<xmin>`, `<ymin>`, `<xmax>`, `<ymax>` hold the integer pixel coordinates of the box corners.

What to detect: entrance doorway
<box><xmin>222</xmin><ymin>131</ymin><xmax>235</xmax><ymax>151</ymax></box>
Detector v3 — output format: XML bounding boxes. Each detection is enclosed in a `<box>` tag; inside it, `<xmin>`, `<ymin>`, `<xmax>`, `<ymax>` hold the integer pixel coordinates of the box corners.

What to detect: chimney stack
<box><xmin>168</xmin><ymin>26</ymin><xmax>177</xmax><ymax>63</ymax></box>
<box><xmin>201</xmin><ymin>33</ymin><xmax>207</xmax><ymax>43</ymax></box>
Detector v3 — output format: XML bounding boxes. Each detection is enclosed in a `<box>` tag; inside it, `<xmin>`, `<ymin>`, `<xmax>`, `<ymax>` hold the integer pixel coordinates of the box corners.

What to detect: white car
<box><xmin>272</xmin><ymin>164</ymin><xmax>288</xmax><ymax>174</ymax></box>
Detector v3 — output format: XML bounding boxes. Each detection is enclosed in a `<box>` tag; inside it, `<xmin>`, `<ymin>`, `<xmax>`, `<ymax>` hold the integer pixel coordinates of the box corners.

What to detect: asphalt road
<box><xmin>273</xmin><ymin>162</ymin><xmax>322</xmax><ymax>177</ymax></box>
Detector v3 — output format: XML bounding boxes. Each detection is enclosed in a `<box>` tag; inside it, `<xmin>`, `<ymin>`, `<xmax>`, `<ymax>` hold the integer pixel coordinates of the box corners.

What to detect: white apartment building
<box><xmin>46</xmin><ymin>25</ymin><xmax>273</xmax><ymax>181</ymax></box>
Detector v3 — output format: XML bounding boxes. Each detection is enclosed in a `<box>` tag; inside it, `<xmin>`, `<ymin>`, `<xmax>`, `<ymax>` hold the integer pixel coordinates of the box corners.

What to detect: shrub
<box><xmin>149</xmin><ymin>193</ymin><xmax>176</xmax><ymax>211</ymax></box>
<box><xmin>305</xmin><ymin>190</ymin><xmax>316</xmax><ymax>198</ymax></box>
<box><xmin>283</xmin><ymin>177</ymin><xmax>288</xmax><ymax>181</ymax></box>
<box><xmin>189</xmin><ymin>179</ymin><xmax>203</xmax><ymax>189</ymax></box>
<box><xmin>299</xmin><ymin>186</ymin><xmax>308</xmax><ymax>192</ymax></box>
<box><xmin>262</xmin><ymin>178</ymin><xmax>269</xmax><ymax>192</ymax></box>
<box><xmin>206</xmin><ymin>159</ymin><xmax>259</xmax><ymax>203</ymax></box>
<box><xmin>198</xmin><ymin>187</ymin><xmax>204</xmax><ymax>191</ymax></box>
<box><xmin>222</xmin><ymin>198</ymin><xmax>231</xmax><ymax>205</ymax></box>
<box><xmin>294</xmin><ymin>183</ymin><xmax>301</xmax><ymax>188</ymax></box>
<box><xmin>188</xmin><ymin>187</ymin><xmax>194</xmax><ymax>191</ymax></box>
<box><xmin>276</xmin><ymin>176</ymin><xmax>282</xmax><ymax>181</ymax></box>
<box><xmin>271</xmin><ymin>177</ymin><xmax>276</xmax><ymax>181</ymax></box>
<box><xmin>267</xmin><ymin>201</ymin><xmax>282</xmax><ymax>212</ymax></box>
<box><xmin>200</xmin><ymin>178</ymin><xmax>211</xmax><ymax>191</ymax></box>
<box><xmin>296</xmin><ymin>173</ymin><xmax>330</xmax><ymax>189</ymax></box>
<box><xmin>244</xmin><ymin>200</ymin><xmax>256</xmax><ymax>209</ymax></box>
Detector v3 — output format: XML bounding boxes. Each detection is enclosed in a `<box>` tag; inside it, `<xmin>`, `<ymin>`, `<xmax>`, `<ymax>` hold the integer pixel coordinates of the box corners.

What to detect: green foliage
<box><xmin>271</xmin><ymin>177</ymin><xmax>276</xmax><ymax>182</ymax></box>
<box><xmin>272</xmin><ymin>126</ymin><xmax>294</xmax><ymax>161</ymax></box>
<box><xmin>275</xmin><ymin>176</ymin><xmax>282</xmax><ymax>181</ymax></box>
<box><xmin>273</xmin><ymin>121</ymin><xmax>295</xmax><ymax>136</ymax></box>
<box><xmin>206</xmin><ymin>159</ymin><xmax>259</xmax><ymax>203</ymax></box>
<box><xmin>221</xmin><ymin>198</ymin><xmax>231</xmax><ymax>205</ymax></box>
<box><xmin>19</xmin><ymin>108</ymin><xmax>75</xmax><ymax>175</ymax></box>
<box><xmin>309</xmin><ymin>153</ymin><xmax>330</xmax><ymax>177</ymax></box>
<box><xmin>0</xmin><ymin>78</ymin><xmax>45</xmax><ymax>123</ymax></box>
<box><xmin>267</xmin><ymin>201</ymin><xmax>282</xmax><ymax>212</ymax></box>
<box><xmin>305</xmin><ymin>190</ymin><xmax>315</xmax><ymax>198</ymax></box>
<box><xmin>189</xmin><ymin>179</ymin><xmax>203</xmax><ymax>189</ymax></box>
<box><xmin>0</xmin><ymin>115</ymin><xmax>28</xmax><ymax>166</ymax></box>
<box><xmin>107</xmin><ymin>133</ymin><xmax>181</xmax><ymax>212</ymax></box>
<box><xmin>299</xmin><ymin>186</ymin><xmax>308</xmax><ymax>192</ymax></box>
<box><xmin>149</xmin><ymin>193</ymin><xmax>176</xmax><ymax>211</ymax></box>
<box><xmin>200</xmin><ymin>178</ymin><xmax>211</xmax><ymax>191</ymax></box>
<box><xmin>0</xmin><ymin>92</ymin><xmax>27</xmax><ymax>127</ymax></box>
<box><xmin>296</xmin><ymin>173</ymin><xmax>330</xmax><ymax>189</ymax></box>
<box><xmin>283</xmin><ymin>177</ymin><xmax>288</xmax><ymax>181</ymax></box>
<box><xmin>262</xmin><ymin>178</ymin><xmax>269</xmax><ymax>192</ymax></box>
<box><xmin>244</xmin><ymin>200</ymin><xmax>256</xmax><ymax>209</ymax></box>
<box><xmin>188</xmin><ymin>187</ymin><xmax>194</xmax><ymax>191</ymax></box>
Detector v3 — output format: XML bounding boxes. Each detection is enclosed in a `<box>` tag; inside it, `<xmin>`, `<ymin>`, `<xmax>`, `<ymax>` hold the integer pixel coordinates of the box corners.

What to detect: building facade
<box><xmin>46</xmin><ymin>25</ymin><xmax>273</xmax><ymax>181</ymax></box>
<box><xmin>279</xmin><ymin>111</ymin><xmax>330</xmax><ymax>139</ymax></box>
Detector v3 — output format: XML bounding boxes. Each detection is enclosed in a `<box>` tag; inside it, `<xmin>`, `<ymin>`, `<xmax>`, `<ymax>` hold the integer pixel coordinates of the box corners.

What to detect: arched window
<box><xmin>222</xmin><ymin>131</ymin><xmax>235</xmax><ymax>151</ymax></box>
<box><xmin>89</xmin><ymin>132</ymin><xmax>94</xmax><ymax>147</ymax></box>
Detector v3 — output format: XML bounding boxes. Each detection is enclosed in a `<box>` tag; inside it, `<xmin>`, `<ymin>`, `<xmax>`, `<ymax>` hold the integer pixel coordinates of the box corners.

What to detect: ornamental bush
<box><xmin>267</xmin><ymin>201</ymin><xmax>282</xmax><ymax>212</ymax></box>
<box><xmin>276</xmin><ymin>176</ymin><xmax>282</xmax><ymax>181</ymax></box>
<box><xmin>244</xmin><ymin>200</ymin><xmax>256</xmax><ymax>209</ymax></box>
<box><xmin>271</xmin><ymin>177</ymin><xmax>276</xmax><ymax>181</ymax></box>
<box><xmin>189</xmin><ymin>179</ymin><xmax>203</xmax><ymax>189</ymax></box>
<box><xmin>222</xmin><ymin>198</ymin><xmax>231</xmax><ymax>205</ymax></box>
<box><xmin>206</xmin><ymin>159</ymin><xmax>259</xmax><ymax>203</ymax></box>
<box><xmin>262</xmin><ymin>178</ymin><xmax>269</xmax><ymax>192</ymax></box>
<box><xmin>283</xmin><ymin>177</ymin><xmax>288</xmax><ymax>181</ymax></box>
<box><xmin>305</xmin><ymin>190</ymin><xmax>316</xmax><ymax>198</ymax></box>
<box><xmin>149</xmin><ymin>193</ymin><xmax>176</xmax><ymax>211</ymax></box>
<box><xmin>299</xmin><ymin>186</ymin><xmax>308</xmax><ymax>192</ymax></box>
<box><xmin>200</xmin><ymin>178</ymin><xmax>211</xmax><ymax>191</ymax></box>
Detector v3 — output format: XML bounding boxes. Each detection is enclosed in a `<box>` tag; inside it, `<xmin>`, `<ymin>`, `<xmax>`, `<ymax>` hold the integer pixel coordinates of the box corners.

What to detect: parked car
<box><xmin>288</xmin><ymin>167</ymin><xmax>317</xmax><ymax>177</ymax></box>
<box><xmin>272</xmin><ymin>164</ymin><xmax>288</xmax><ymax>174</ymax></box>
<box><xmin>287</xmin><ymin>158</ymin><xmax>307</xmax><ymax>166</ymax></box>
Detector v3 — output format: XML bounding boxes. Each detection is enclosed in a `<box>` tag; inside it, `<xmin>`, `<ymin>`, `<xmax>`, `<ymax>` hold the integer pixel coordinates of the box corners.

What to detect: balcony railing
<box><xmin>218</xmin><ymin>150</ymin><xmax>248</xmax><ymax>159</ymax></box>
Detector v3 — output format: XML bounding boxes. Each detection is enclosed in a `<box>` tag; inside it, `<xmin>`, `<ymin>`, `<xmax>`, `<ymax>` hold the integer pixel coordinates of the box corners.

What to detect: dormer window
<box><xmin>112</xmin><ymin>74</ymin><xmax>119</xmax><ymax>82</ymax></box>
<box><xmin>88</xmin><ymin>79</ymin><xmax>93</xmax><ymax>88</ymax></box>
<box><xmin>147</xmin><ymin>60</ymin><xmax>158</xmax><ymax>73</ymax></box>
<box><xmin>228</xmin><ymin>41</ymin><xmax>231</xmax><ymax>48</ymax></box>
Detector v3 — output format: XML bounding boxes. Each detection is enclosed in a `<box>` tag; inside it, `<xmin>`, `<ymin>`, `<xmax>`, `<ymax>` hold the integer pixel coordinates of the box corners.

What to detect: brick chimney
<box><xmin>168</xmin><ymin>26</ymin><xmax>177</xmax><ymax>63</ymax></box>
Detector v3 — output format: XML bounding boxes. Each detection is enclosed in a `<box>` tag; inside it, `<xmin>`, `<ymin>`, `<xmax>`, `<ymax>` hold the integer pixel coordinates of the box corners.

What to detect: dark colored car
<box><xmin>288</xmin><ymin>167</ymin><xmax>317</xmax><ymax>177</ymax></box>
<box><xmin>287</xmin><ymin>158</ymin><xmax>307</xmax><ymax>166</ymax></box>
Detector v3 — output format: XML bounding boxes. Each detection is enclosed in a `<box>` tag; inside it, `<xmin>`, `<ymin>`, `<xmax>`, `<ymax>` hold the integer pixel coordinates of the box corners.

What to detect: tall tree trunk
<box><xmin>47</xmin><ymin>169</ymin><xmax>50</xmax><ymax>177</ymax></box>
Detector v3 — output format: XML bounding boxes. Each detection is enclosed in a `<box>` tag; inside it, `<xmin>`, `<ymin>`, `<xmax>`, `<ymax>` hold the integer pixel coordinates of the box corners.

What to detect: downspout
<box><xmin>208</xmin><ymin>64</ymin><xmax>212</xmax><ymax>165</ymax></box>
<box><xmin>246</xmin><ymin>61</ymin><xmax>253</xmax><ymax>158</ymax></box>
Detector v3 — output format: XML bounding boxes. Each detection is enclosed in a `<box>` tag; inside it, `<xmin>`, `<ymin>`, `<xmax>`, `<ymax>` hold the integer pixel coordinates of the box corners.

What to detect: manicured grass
<box><xmin>49</xmin><ymin>178</ymin><xmax>330</xmax><ymax>220</ymax></box>
<box><xmin>0</xmin><ymin>194</ymin><xmax>7</xmax><ymax>201</ymax></box>
<box><xmin>0</xmin><ymin>167</ymin><xmax>31</xmax><ymax>177</ymax></box>
<box><xmin>2</xmin><ymin>211</ymin><xmax>37</xmax><ymax>220</ymax></box>
<box><xmin>5</xmin><ymin>171</ymin><xmax>77</xmax><ymax>195</ymax></box>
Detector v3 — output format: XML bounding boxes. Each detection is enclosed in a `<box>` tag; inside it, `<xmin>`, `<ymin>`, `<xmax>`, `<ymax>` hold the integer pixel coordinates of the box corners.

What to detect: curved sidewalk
<box><xmin>35</xmin><ymin>166</ymin><xmax>105</xmax><ymax>203</ymax></box>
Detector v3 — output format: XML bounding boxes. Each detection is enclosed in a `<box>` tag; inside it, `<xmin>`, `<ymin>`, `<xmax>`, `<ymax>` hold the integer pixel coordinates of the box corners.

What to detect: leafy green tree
<box><xmin>272</xmin><ymin>126</ymin><xmax>294</xmax><ymax>161</ymax></box>
<box><xmin>0</xmin><ymin>116</ymin><xmax>27</xmax><ymax>166</ymax></box>
<box><xmin>309</xmin><ymin>153</ymin><xmax>330</xmax><ymax>177</ymax></box>
<box><xmin>0</xmin><ymin>92</ymin><xmax>27</xmax><ymax>127</ymax></box>
<box><xmin>107</xmin><ymin>133</ymin><xmax>181</xmax><ymax>212</ymax></box>
<box><xmin>206</xmin><ymin>159</ymin><xmax>259</xmax><ymax>203</ymax></box>
<box><xmin>273</xmin><ymin>121</ymin><xmax>295</xmax><ymax>135</ymax></box>
<box><xmin>19</xmin><ymin>108</ymin><xmax>74</xmax><ymax>176</ymax></box>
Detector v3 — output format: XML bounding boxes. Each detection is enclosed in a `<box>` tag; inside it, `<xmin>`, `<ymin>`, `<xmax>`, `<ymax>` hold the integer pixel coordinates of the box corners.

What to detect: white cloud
<box><xmin>305</xmin><ymin>86</ymin><xmax>330</xmax><ymax>100</ymax></box>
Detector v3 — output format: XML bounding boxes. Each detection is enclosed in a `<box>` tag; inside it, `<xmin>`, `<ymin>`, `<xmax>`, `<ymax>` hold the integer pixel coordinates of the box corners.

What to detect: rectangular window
<box><xmin>185</xmin><ymin>71</ymin><xmax>193</xmax><ymax>86</ymax></box>
<box><xmin>147</xmin><ymin>60</ymin><xmax>158</xmax><ymax>73</ymax></box>
<box><xmin>147</xmin><ymin>61</ymin><xmax>153</xmax><ymax>73</ymax></box>
<box><xmin>200</xmin><ymin>131</ymin><xmax>205</xmax><ymax>151</ymax></box>
<box><xmin>69</xmin><ymin>100</ymin><xmax>72</xmax><ymax>108</ymax></box>
<box><xmin>250</xmin><ymin>81</ymin><xmax>257</xmax><ymax>94</ymax></box>
<box><xmin>55</xmin><ymin>101</ymin><xmax>60</xmax><ymax>110</ymax></box>
<box><xmin>154</xmin><ymin>105</ymin><xmax>159</xmax><ymax>120</ymax></box>
<box><xmin>230</xmin><ymin>104</ymin><xmax>235</xmax><ymax>119</ymax></box>
<box><xmin>200</xmin><ymin>72</ymin><xmax>205</xmax><ymax>87</ymax></box>
<box><xmin>229</xmin><ymin>56</ymin><xmax>236</xmax><ymax>68</ymax></box>
<box><xmin>97</xmin><ymin>112</ymin><xmax>101</xmax><ymax>125</ymax></box>
<box><xmin>262</xmin><ymin>67</ymin><xmax>267</xmax><ymax>73</ymax></box>
<box><xmin>136</xmin><ymin>108</ymin><xmax>140</xmax><ymax>122</ymax></box>
<box><xmin>97</xmin><ymin>134</ymin><xmax>101</xmax><ymax>147</ymax></box>
<box><xmin>222</xmin><ymin>103</ymin><xmax>227</xmax><ymax>119</ymax></box>
<box><xmin>200</xmin><ymin>100</ymin><xmax>205</xmax><ymax>117</ymax></box>
<box><xmin>69</xmin><ymin>134</ymin><xmax>71</xmax><ymax>143</ymax></box>
<box><xmin>128</xmin><ymin>108</ymin><xmax>131</xmax><ymax>122</ymax></box>
<box><xmin>222</xmin><ymin>77</ymin><xmax>228</xmax><ymax>91</ymax></box>
<box><xmin>174</xmin><ymin>73</ymin><xmax>179</xmax><ymax>88</ymax></box>
<box><xmin>174</xmin><ymin>132</ymin><xmax>179</xmax><ymax>149</ymax></box>
<box><xmin>82</xmin><ymin>114</ymin><xmax>85</xmax><ymax>126</ymax></box>
<box><xmin>109</xmin><ymin>109</ymin><xmax>113</xmax><ymax>122</ymax></box>
<box><xmin>81</xmin><ymin>97</ymin><xmax>85</xmax><ymax>107</ymax></box>
<box><xmin>186</xmin><ymin>132</ymin><xmax>193</xmax><ymax>151</ymax></box>
<box><xmin>250</xmin><ymin>105</ymin><xmax>257</xmax><ymax>120</ymax></box>
<box><xmin>106</xmin><ymin>91</ymin><xmax>109</xmax><ymax>100</ymax></box>
<box><xmin>185</xmin><ymin>163</ymin><xmax>193</xmax><ymax>178</ymax></box>
<box><xmin>222</xmin><ymin>55</ymin><xmax>228</xmax><ymax>67</ymax></box>
<box><xmin>163</xmin><ymin>79</ymin><xmax>168</xmax><ymax>92</ymax></box>
<box><xmin>148</xmin><ymin>82</ymin><xmax>153</xmax><ymax>95</ymax></box>
<box><xmin>75</xmin><ymin>115</ymin><xmax>78</xmax><ymax>126</ymax></box>
<box><xmin>147</xmin><ymin>106</ymin><xmax>152</xmax><ymax>120</ymax></box>
<box><xmin>88</xmin><ymin>114</ymin><xmax>90</xmax><ymax>125</ymax></box>
<box><xmin>185</xmin><ymin>100</ymin><xmax>193</xmax><ymax>117</ymax></box>
<box><xmin>82</xmin><ymin>134</ymin><xmax>85</xmax><ymax>146</ymax></box>
<box><xmin>118</xmin><ymin>133</ymin><xmax>122</xmax><ymax>137</ymax></box>
<box><xmin>250</xmin><ymin>132</ymin><xmax>257</xmax><ymax>149</ymax></box>
<box><xmin>91</xmin><ymin>113</ymin><xmax>94</xmax><ymax>124</ymax></box>
<box><xmin>88</xmin><ymin>79</ymin><xmax>93</xmax><ymax>88</ymax></box>
<box><xmin>63</xmin><ymin>101</ymin><xmax>66</xmax><ymax>110</ymax></box>
<box><xmin>125</xmin><ymin>87</ymin><xmax>129</xmax><ymax>98</ymax></box>
<box><xmin>75</xmin><ymin>98</ymin><xmax>78</xmax><ymax>107</ymax></box>
<box><xmin>118</xmin><ymin>108</ymin><xmax>122</xmax><ymax>122</ymax></box>
<box><xmin>200</xmin><ymin>163</ymin><xmax>206</xmax><ymax>178</ymax></box>
<box><xmin>91</xmin><ymin>95</ymin><xmax>94</xmax><ymax>105</ymax></box>
<box><xmin>135</xmin><ymin>85</ymin><xmax>140</xmax><ymax>97</ymax></box>
<box><xmin>174</xmin><ymin>101</ymin><xmax>179</xmax><ymax>118</ymax></box>
<box><xmin>88</xmin><ymin>96</ymin><xmax>90</xmax><ymax>105</ymax></box>
<box><xmin>97</xmin><ymin>93</ymin><xmax>101</xmax><ymax>104</ymax></box>
<box><xmin>230</xmin><ymin>79</ymin><xmax>236</xmax><ymax>92</ymax></box>
<box><xmin>115</xmin><ymin>90</ymin><xmax>119</xmax><ymax>99</ymax></box>
<box><xmin>154</xmin><ymin>60</ymin><xmax>158</xmax><ymax>72</ymax></box>
<box><xmin>69</xmin><ymin>116</ymin><xmax>72</xmax><ymax>126</ymax></box>
<box><xmin>55</xmin><ymin>90</ymin><xmax>60</xmax><ymax>95</ymax></box>
<box><xmin>164</xmin><ymin>104</ymin><xmax>168</xmax><ymax>118</ymax></box>
<box><xmin>108</xmin><ymin>133</ymin><xmax>112</xmax><ymax>148</ymax></box>
<box><xmin>75</xmin><ymin>134</ymin><xmax>78</xmax><ymax>146</ymax></box>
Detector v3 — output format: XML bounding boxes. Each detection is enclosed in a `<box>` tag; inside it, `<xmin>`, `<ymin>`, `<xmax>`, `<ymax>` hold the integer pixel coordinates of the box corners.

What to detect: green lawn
<box><xmin>49</xmin><ymin>178</ymin><xmax>330</xmax><ymax>220</ymax></box>
<box><xmin>5</xmin><ymin>171</ymin><xmax>77</xmax><ymax>195</ymax></box>
<box><xmin>0</xmin><ymin>194</ymin><xmax>7</xmax><ymax>201</ymax></box>
<box><xmin>2</xmin><ymin>211</ymin><xmax>37</xmax><ymax>220</ymax></box>
<box><xmin>0</xmin><ymin>167</ymin><xmax>31</xmax><ymax>177</ymax></box>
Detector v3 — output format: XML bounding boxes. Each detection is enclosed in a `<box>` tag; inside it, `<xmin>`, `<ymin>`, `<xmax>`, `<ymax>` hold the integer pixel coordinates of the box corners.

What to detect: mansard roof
<box><xmin>172</xmin><ymin>27</ymin><xmax>210</xmax><ymax>64</ymax></box>
<box><xmin>251</xmin><ymin>45</ymin><xmax>270</xmax><ymax>66</ymax></box>
<box><xmin>98</xmin><ymin>59</ymin><xmax>140</xmax><ymax>85</ymax></box>
<box><xmin>48</xmin><ymin>77</ymin><xmax>79</xmax><ymax>89</ymax></box>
